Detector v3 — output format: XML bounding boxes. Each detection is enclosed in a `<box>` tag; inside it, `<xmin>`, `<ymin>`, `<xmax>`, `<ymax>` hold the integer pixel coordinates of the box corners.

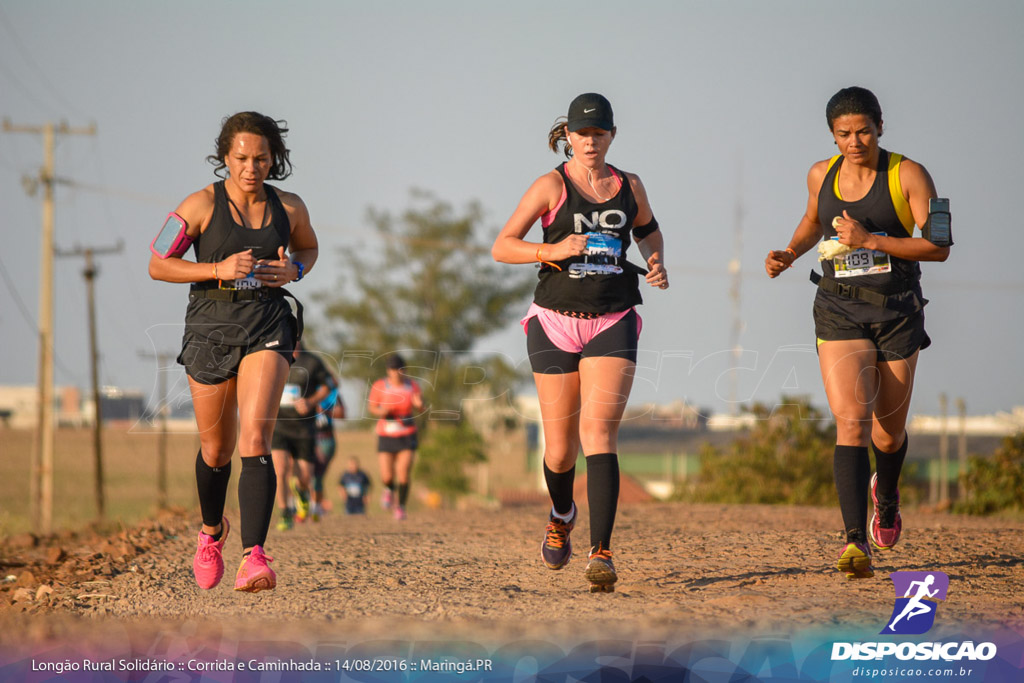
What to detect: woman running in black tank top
<box><xmin>492</xmin><ymin>93</ymin><xmax>669</xmax><ymax>592</ymax></box>
<box><xmin>765</xmin><ymin>87</ymin><xmax>950</xmax><ymax>580</ymax></box>
<box><xmin>148</xmin><ymin>112</ymin><xmax>318</xmax><ymax>594</ymax></box>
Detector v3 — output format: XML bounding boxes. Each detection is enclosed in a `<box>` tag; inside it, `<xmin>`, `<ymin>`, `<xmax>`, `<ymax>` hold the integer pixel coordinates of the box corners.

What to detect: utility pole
<box><xmin>727</xmin><ymin>161</ymin><xmax>744</xmax><ymax>416</ymax></box>
<box><xmin>138</xmin><ymin>349</ymin><xmax>177</xmax><ymax>509</ymax></box>
<box><xmin>56</xmin><ymin>241</ymin><xmax>124</xmax><ymax>520</ymax></box>
<box><xmin>938</xmin><ymin>392</ymin><xmax>949</xmax><ymax>505</ymax></box>
<box><xmin>956</xmin><ymin>397</ymin><xmax>968</xmax><ymax>501</ymax></box>
<box><xmin>4</xmin><ymin>119</ymin><xmax>96</xmax><ymax>533</ymax></box>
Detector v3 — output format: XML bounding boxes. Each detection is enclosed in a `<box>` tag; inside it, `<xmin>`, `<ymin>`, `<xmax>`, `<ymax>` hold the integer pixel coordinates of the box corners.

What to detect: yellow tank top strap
<box><xmin>827</xmin><ymin>155</ymin><xmax>843</xmax><ymax>200</ymax></box>
<box><xmin>887</xmin><ymin>152</ymin><xmax>915</xmax><ymax>235</ymax></box>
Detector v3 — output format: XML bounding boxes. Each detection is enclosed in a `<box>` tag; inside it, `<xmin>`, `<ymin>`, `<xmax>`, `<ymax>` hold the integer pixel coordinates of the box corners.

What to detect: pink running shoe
<box><xmin>193</xmin><ymin>517</ymin><xmax>229</xmax><ymax>590</ymax></box>
<box><xmin>233</xmin><ymin>545</ymin><xmax>276</xmax><ymax>593</ymax></box>
<box><xmin>393</xmin><ymin>505</ymin><xmax>407</xmax><ymax>521</ymax></box>
<box><xmin>869</xmin><ymin>472</ymin><xmax>903</xmax><ymax>550</ymax></box>
<box><xmin>381</xmin><ymin>488</ymin><xmax>393</xmax><ymax>510</ymax></box>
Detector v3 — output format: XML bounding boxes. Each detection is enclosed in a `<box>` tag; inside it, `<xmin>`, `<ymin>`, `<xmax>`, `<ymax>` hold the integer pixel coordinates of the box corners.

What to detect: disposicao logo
<box><xmin>881</xmin><ymin>571</ymin><xmax>949</xmax><ymax>635</ymax></box>
<box><xmin>831</xmin><ymin>570</ymin><xmax>998</xmax><ymax>663</ymax></box>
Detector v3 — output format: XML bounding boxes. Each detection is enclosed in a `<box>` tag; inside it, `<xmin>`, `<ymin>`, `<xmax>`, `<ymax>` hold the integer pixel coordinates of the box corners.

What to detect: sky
<box><xmin>1</xmin><ymin>0</ymin><xmax>1022</xmax><ymax>422</ymax></box>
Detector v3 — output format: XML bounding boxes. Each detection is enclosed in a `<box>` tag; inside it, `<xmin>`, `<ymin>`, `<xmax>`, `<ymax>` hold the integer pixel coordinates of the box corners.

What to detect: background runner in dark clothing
<box><xmin>271</xmin><ymin>341</ymin><xmax>331</xmax><ymax>529</ymax></box>
<box><xmin>339</xmin><ymin>457</ymin><xmax>371</xmax><ymax>515</ymax></box>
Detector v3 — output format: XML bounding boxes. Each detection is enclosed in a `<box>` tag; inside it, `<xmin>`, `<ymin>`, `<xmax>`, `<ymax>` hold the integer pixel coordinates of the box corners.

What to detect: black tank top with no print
<box><xmin>532</xmin><ymin>163</ymin><xmax>641</xmax><ymax>314</ymax></box>
<box><xmin>183</xmin><ymin>181</ymin><xmax>294</xmax><ymax>345</ymax></box>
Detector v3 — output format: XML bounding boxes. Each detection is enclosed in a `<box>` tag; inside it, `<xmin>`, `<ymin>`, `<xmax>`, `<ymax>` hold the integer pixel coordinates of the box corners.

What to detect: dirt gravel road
<box><xmin>4</xmin><ymin>501</ymin><xmax>1023</xmax><ymax>652</ymax></box>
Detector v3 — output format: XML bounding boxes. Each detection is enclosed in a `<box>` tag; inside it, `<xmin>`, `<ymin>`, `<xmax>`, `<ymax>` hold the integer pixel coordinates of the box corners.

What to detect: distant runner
<box><xmin>367</xmin><ymin>354</ymin><xmax>423</xmax><ymax>520</ymax></box>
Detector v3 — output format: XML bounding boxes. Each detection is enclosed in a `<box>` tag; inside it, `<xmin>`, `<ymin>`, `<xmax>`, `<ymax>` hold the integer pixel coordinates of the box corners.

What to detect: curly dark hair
<box><xmin>206</xmin><ymin>112</ymin><xmax>293</xmax><ymax>180</ymax></box>
<box><xmin>825</xmin><ymin>87</ymin><xmax>883</xmax><ymax>131</ymax></box>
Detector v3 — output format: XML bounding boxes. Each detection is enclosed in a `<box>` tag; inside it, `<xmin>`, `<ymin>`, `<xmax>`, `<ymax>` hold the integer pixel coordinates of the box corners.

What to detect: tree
<box><xmin>317</xmin><ymin>190</ymin><xmax>535</xmax><ymax>497</ymax></box>
<box><xmin>678</xmin><ymin>397</ymin><xmax>838</xmax><ymax>505</ymax></box>
<box><xmin>955</xmin><ymin>432</ymin><xmax>1024</xmax><ymax>515</ymax></box>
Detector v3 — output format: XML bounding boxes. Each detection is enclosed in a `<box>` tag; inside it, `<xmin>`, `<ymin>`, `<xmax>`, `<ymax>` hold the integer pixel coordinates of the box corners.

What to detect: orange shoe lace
<box><xmin>544</xmin><ymin>520</ymin><xmax>570</xmax><ymax>549</ymax></box>
<box><xmin>590</xmin><ymin>546</ymin><xmax>613</xmax><ymax>561</ymax></box>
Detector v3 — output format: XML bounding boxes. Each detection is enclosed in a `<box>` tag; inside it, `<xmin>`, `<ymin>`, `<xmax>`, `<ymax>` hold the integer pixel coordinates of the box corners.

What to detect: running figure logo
<box><xmin>881</xmin><ymin>571</ymin><xmax>949</xmax><ymax>635</ymax></box>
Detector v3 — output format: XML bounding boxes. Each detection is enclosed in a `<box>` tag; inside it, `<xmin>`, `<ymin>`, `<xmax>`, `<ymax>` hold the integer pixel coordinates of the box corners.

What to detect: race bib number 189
<box><xmin>832</xmin><ymin>233</ymin><xmax>891</xmax><ymax>278</ymax></box>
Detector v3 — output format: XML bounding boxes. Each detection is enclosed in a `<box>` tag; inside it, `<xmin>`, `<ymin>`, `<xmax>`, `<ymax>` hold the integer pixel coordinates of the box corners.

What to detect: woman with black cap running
<box><xmin>492</xmin><ymin>93</ymin><xmax>669</xmax><ymax>592</ymax></box>
<box><xmin>367</xmin><ymin>354</ymin><xmax>424</xmax><ymax>520</ymax></box>
<box><xmin>765</xmin><ymin>87</ymin><xmax>950</xmax><ymax>579</ymax></box>
<box><xmin>148</xmin><ymin>111</ymin><xmax>318</xmax><ymax>593</ymax></box>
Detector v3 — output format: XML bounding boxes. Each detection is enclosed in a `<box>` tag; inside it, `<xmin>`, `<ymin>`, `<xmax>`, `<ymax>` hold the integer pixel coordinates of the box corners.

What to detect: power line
<box><xmin>0</xmin><ymin>5</ymin><xmax>89</xmax><ymax>119</ymax></box>
<box><xmin>0</xmin><ymin>55</ymin><xmax>53</xmax><ymax>113</ymax></box>
<box><xmin>0</xmin><ymin>252</ymin><xmax>84</xmax><ymax>384</ymax></box>
<box><xmin>0</xmin><ymin>252</ymin><xmax>38</xmax><ymax>334</ymax></box>
<box><xmin>62</xmin><ymin>177</ymin><xmax>173</xmax><ymax>206</ymax></box>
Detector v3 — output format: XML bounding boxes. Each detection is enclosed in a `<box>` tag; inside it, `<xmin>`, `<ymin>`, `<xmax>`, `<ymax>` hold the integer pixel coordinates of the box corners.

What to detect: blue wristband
<box><xmin>293</xmin><ymin>261</ymin><xmax>305</xmax><ymax>281</ymax></box>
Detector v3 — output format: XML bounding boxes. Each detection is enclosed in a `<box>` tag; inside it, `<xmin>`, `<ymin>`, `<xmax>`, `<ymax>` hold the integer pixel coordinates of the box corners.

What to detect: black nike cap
<box><xmin>567</xmin><ymin>93</ymin><xmax>614</xmax><ymax>132</ymax></box>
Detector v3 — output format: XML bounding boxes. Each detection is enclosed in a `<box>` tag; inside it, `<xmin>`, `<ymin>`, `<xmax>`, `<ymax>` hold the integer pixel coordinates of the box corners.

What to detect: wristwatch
<box><xmin>293</xmin><ymin>261</ymin><xmax>305</xmax><ymax>282</ymax></box>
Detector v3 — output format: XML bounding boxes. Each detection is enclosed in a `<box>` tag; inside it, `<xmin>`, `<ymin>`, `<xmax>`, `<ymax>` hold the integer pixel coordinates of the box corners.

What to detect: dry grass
<box><xmin>0</xmin><ymin>427</ymin><xmax>378</xmax><ymax>538</ymax></box>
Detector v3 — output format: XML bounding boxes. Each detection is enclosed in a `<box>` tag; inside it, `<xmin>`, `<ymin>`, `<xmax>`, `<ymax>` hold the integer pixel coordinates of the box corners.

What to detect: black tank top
<box><xmin>532</xmin><ymin>163</ymin><xmax>642</xmax><ymax>314</ymax></box>
<box><xmin>816</xmin><ymin>150</ymin><xmax>924</xmax><ymax>322</ymax></box>
<box><xmin>194</xmin><ymin>181</ymin><xmax>290</xmax><ymax>263</ymax></box>
<box><xmin>183</xmin><ymin>181</ymin><xmax>294</xmax><ymax>345</ymax></box>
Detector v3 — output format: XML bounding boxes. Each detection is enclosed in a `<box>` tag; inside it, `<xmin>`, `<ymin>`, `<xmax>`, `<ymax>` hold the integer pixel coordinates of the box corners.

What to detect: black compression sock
<box><xmin>873</xmin><ymin>435</ymin><xmax>908</xmax><ymax>500</ymax></box>
<box><xmin>238</xmin><ymin>455</ymin><xmax>277</xmax><ymax>549</ymax></box>
<box><xmin>543</xmin><ymin>460</ymin><xmax>576</xmax><ymax>517</ymax></box>
<box><xmin>834</xmin><ymin>445</ymin><xmax>871</xmax><ymax>544</ymax></box>
<box><xmin>397</xmin><ymin>482</ymin><xmax>410</xmax><ymax>507</ymax></box>
<box><xmin>195</xmin><ymin>450</ymin><xmax>231</xmax><ymax>531</ymax></box>
<box><xmin>586</xmin><ymin>453</ymin><xmax>620</xmax><ymax>550</ymax></box>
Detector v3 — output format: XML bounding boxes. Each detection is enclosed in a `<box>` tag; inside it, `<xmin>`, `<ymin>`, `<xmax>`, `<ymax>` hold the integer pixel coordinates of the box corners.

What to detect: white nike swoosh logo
<box><xmin>584</xmin><ymin>108</ymin><xmax>596</xmax><ymax>113</ymax></box>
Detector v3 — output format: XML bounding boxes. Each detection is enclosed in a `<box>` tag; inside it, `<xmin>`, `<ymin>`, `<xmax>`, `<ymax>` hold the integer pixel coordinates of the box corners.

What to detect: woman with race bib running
<box><xmin>367</xmin><ymin>354</ymin><xmax>424</xmax><ymax>520</ymax></box>
<box><xmin>765</xmin><ymin>87</ymin><xmax>951</xmax><ymax>579</ymax></box>
<box><xmin>149</xmin><ymin>111</ymin><xmax>318</xmax><ymax>593</ymax></box>
<box><xmin>492</xmin><ymin>93</ymin><xmax>668</xmax><ymax>592</ymax></box>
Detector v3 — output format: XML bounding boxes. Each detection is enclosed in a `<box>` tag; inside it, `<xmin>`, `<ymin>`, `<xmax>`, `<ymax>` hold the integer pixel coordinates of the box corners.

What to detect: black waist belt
<box><xmin>190</xmin><ymin>286</ymin><xmax>284</xmax><ymax>302</ymax></box>
<box><xmin>810</xmin><ymin>271</ymin><xmax>909</xmax><ymax>310</ymax></box>
<box><xmin>189</xmin><ymin>286</ymin><xmax>304</xmax><ymax>340</ymax></box>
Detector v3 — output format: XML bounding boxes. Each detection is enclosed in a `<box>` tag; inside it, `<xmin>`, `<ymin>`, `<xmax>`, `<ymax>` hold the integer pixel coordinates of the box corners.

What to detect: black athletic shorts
<box><xmin>527</xmin><ymin>309</ymin><xmax>639</xmax><ymax>374</ymax></box>
<box><xmin>377</xmin><ymin>434</ymin><xmax>418</xmax><ymax>453</ymax></box>
<box><xmin>814</xmin><ymin>305</ymin><xmax>931</xmax><ymax>362</ymax></box>
<box><xmin>177</xmin><ymin>318</ymin><xmax>296</xmax><ymax>385</ymax></box>
<box><xmin>271</xmin><ymin>427</ymin><xmax>317</xmax><ymax>462</ymax></box>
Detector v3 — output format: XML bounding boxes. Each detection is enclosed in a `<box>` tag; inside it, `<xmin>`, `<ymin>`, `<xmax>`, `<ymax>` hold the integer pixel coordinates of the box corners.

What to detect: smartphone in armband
<box><xmin>150</xmin><ymin>212</ymin><xmax>194</xmax><ymax>259</ymax></box>
<box><xmin>925</xmin><ymin>198</ymin><xmax>952</xmax><ymax>247</ymax></box>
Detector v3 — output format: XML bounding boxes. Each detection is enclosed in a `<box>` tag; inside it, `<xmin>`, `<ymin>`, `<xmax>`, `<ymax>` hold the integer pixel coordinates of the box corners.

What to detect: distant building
<box><xmin>909</xmin><ymin>406</ymin><xmax>1024</xmax><ymax>436</ymax></box>
<box><xmin>0</xmin><ymin>386</ymin><xmax>38</xmax><ymax>429</ymax></box>
<box><xmin>0</xmin><ymin>384</ymin><xmax>147</xmax><ymax>428</ymax></box>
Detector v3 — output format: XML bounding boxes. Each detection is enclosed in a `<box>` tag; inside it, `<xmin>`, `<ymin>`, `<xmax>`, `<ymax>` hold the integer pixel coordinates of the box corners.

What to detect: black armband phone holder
<box><xmin>632</xmin><ymin>217</ymin><xmax>660</xmax><ymax>241</ymax></box>
<box><xmin>925</xmin><ymin>198</ymin><xmax>953</xmax><ymax>247</ymax></box>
